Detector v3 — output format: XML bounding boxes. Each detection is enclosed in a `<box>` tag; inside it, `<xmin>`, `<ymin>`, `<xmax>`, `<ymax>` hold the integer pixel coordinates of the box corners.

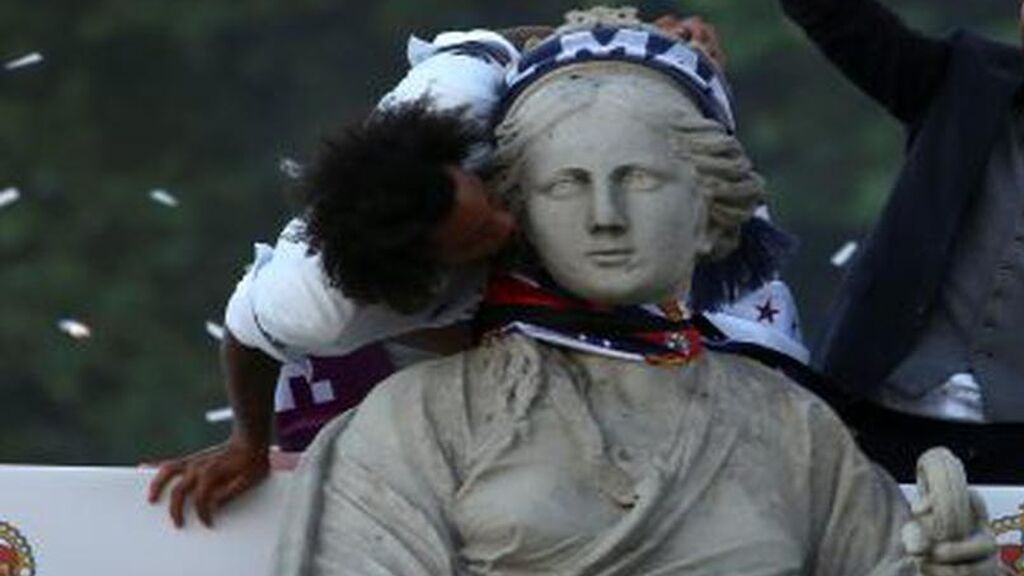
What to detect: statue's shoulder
<box><xmin>355</xmin><ymin>351</ymin><xmax>473</xmax><ymax>423</ymax></box>
<box><xmin>349</xmin><ymin>346</ymin><xmax>505</xmax><ymax>446</ymax></box>
<box><xmin>703</xmin><ymin>350</ymin><xmax>850</xmax><ymax>436</ymax></box>
<box><xmin>338</xmin><ymin>336</ymin><xmax>555</xmax><ymax>456</ymax></box>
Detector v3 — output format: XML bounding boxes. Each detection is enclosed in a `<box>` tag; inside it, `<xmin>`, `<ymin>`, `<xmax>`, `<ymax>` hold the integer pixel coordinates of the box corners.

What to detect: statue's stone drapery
<box><xmin>276</xmin><ymin>336</ymin><xmax>914</xmax><ymax>575</ymax></box>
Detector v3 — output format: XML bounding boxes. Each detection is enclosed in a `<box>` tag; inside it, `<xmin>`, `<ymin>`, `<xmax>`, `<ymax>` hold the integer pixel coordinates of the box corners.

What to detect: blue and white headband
<box><xmin>503</xmin><ymin>26</ymin><xmax>736</xmax><ymax>132</ymax></box>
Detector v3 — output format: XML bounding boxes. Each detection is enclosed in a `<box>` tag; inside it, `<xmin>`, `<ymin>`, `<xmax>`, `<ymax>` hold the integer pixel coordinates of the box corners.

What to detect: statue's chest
<box><xmin>448</xmin><ymin>387</ymin><xmax>807</xmax><ymax>575</ymax></box>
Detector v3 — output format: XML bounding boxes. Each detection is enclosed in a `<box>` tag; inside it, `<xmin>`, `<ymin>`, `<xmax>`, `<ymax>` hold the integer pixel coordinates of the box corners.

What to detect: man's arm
<box><xmin>496</xmin><ymin>25</ymin><xmax>555</xmax><ymax>51</ymax></box>
<box><xmin>147</xmin><ymin>330</ymin><xmax>278</xmax><ymax>528</ymax></box>
<box><xmin>779</xmin><ymin>0</ymin><xmax>950</xmax><ymax>126</ymax></box>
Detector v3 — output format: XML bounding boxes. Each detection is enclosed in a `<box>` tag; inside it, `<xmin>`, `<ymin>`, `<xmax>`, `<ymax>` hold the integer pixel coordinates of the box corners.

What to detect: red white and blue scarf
<box><xmin>474</xmin><ymin>273</ymin><xmax>838</xmax><ymax>407</ymax></box>
<box><xmin>475</xmin><ymin>273</ymin><xmax>708</xmax><ymax>366</ymax></box>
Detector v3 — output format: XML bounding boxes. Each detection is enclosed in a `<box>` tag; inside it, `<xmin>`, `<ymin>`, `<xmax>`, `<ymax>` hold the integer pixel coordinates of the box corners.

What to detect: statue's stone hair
<box><xmin>491</xmin><ymin>61</ymin><xmax>765</xmax><ymax>262</ymax></box>
<box><xmin>556</xmin><ymin>6</ymin><xmax>656</xmax><ymax>36</ymax></box>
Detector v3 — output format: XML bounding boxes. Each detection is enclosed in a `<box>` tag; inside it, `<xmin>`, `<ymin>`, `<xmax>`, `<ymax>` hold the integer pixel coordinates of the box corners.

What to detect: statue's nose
<box><xmin>588</xmin><ymin>182</ymin><xmax>626</xmax><ymax>233</ymax></box>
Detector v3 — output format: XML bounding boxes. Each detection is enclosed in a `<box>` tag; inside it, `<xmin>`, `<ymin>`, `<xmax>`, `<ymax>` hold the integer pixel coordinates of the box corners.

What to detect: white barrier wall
<box><xmin>1</xmin><ymin>466</ymin><xmax>1023</xmax><ymax>575</ymax></box>
<box><xmin>0</xmin><ymin>466</ymin><xmax>291</xmax><ymax>576</ymax></box>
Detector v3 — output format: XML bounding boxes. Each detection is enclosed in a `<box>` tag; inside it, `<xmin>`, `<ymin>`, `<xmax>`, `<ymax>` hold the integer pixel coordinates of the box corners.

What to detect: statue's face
<box><xmin>521</xmin><ymin>96</ymin><xmax>710</xmax><ymax>305</ymax></box>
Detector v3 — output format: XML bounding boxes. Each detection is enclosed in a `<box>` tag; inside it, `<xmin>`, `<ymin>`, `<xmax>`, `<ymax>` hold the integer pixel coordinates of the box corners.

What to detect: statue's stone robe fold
<box><xmin>275</xmin><ymin>335</ymin><xmax>915</xmax><ymax>575</ymax></box>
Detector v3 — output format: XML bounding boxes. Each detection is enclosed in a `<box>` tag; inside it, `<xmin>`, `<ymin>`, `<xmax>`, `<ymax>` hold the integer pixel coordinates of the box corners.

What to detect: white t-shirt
<box><xmin>377</xmin><ymin>29</ymin><xmax>518</xmax><ymax>129</ymax></box>
<box><xmin>225</xmin><ymin>218</ymin><xmax>486</xmax><ymax>363</ymax></box>
<box><xmin>225</xmin><ymin>29</ymin><xmax>517</xmax><ymax>363</ymax></box>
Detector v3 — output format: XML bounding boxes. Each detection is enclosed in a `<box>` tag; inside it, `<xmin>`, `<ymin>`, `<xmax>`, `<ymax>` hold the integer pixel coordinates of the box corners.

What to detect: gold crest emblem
<box><xmin>0</xmin><ymin>521</ymin><xmax>34</xmax><ymax>576</ymax></box>
<box><xmin>992</xmin><ymin>504</ymin><xmax>1024</xmax><ymax>575</ymax></box>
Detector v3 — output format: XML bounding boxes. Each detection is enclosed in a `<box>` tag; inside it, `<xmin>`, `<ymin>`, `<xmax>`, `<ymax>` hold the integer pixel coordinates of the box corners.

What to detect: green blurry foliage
<box><xmin>0</xmin><ymin>0</ymin><xmax>1014</xmax><ymax>462</ymax></box>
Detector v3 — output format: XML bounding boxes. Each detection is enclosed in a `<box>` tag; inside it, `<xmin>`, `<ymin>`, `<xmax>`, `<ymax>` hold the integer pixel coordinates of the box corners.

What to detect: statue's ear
<box><xmin>693</xmin><ymin>197</ymin><xmax>720</xmax><ymax>260</ymax></box>
<box><xmin>695</xmin><ymin>226</ymin><xmax>715</xmax><ymax>259</ymax></box>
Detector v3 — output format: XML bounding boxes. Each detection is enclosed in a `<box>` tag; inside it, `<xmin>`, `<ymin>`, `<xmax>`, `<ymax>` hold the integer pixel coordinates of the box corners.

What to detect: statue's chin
<box><xmin>554</xmin><ymin>276</ymin><xmax>681</xmax><ymax>307</ymax></box>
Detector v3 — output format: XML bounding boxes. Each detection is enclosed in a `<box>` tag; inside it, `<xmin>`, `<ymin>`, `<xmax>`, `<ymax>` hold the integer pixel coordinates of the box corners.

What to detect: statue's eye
<box><xmin>542</xmin><ymin>173</ymin><xmax>588</xmax><ymax>198</ymax></box>
<box><xmin>619</xmin><ymin>168</ymin><xmax>662</xmax><ymax>192</ymax></box>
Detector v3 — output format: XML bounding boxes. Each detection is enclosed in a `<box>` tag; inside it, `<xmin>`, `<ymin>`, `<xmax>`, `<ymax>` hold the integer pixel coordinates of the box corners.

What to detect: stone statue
<box><xmin>274</xmin><ymin>12</ymin><xmax>996</xmax><ymax>576</ymax></box>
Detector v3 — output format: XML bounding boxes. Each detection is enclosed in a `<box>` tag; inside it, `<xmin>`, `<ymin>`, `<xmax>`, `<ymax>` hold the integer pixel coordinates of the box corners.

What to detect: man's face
<box><xmin>521</xmin><ymin>97</ymin><xmax>710</xmax><ymax>305</ymax></box>
<box><xmin>431</xmin><ymin>167</ymin><xmax>516</xmax><ymax>265</ymax></box>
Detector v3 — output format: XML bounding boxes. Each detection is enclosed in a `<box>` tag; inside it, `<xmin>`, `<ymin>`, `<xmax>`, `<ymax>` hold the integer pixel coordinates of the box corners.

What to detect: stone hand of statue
<box><xmin>146</xmin><ymin>437</ymin><xmax>270</xmax><ymax>528</ymax></box>
<box><xmin>902</xmin><ymin>488</ymin><xmax>1000</xmax><ymax>575</ymax></box>
<box><xmin>904</xmin><ymin>488</ymin><xmax>999</xmax><ymax>575</ymax></box>
<box><xmin>653</xmin><ymin>15</ymin><xmax>726</xmax><ymax>69</ymax></box>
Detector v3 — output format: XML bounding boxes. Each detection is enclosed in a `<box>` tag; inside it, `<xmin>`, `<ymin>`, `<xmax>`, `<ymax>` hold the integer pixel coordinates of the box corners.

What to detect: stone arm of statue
<box><xmin>810</xmin><ymin>426</ymin><xmax>1000</xmax><ymax>575</ymax></box>
<box><xmin>901</xmin><ymin>449</ymin><xmax>1000</xmax><ymax>575</ymax></box>
<box><xmin>905</xmin><ymin>494</ymin><xmax>1000</xmax><ymax>576</ymax></box>
<box><xmin>800</xmin><ymin>401</ymin><xmax>913</xmax><ymax>575</ymax></box>
<box><xmin>147</xmin><ymin>329</ymin><xmax>279</xmax><ymax>528</ymax></box>
<box><xmin>778</xmin><ymin>0</ymin><xmax>950</xmax><ymax>126</ymax></box>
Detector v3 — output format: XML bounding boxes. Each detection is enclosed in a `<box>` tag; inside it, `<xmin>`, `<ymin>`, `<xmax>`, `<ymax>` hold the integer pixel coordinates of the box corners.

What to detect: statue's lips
<box><xmin>586</xmin><ymin>248</ymin><xmax>634</xmax><ymax>266</ymax></box>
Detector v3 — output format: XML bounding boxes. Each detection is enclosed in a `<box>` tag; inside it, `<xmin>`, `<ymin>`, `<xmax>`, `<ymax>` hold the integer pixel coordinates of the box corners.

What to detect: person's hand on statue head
<box><xmin>653</xmin><ymin>14</ymin><xmax>726</xmax><ymax>69</ymax></box>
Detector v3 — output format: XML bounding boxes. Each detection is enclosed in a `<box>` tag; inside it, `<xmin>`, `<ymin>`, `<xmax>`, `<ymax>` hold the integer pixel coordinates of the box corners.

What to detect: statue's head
<box><xmin>494</xmin><ymin>17</ymin><xmax>765</xmax><ymax>306</ymax></box>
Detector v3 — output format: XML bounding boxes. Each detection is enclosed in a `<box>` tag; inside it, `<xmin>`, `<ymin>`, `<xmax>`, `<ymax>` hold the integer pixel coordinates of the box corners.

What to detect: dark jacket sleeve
<box><xmin>780</xmin><ymin>0</ymin><xmax>950</xmax><ymax>126</ymax></box>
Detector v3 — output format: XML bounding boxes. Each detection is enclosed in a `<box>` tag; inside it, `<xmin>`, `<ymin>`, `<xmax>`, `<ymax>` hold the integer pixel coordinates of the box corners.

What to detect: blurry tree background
<box><xmin>0</xmin><ymin>0</ymin><xmax>1016</xmax><ymax>463</ymax></box>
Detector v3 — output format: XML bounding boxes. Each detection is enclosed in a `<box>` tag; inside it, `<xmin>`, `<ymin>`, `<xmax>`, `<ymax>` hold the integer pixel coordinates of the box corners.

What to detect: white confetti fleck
<box><xmin>149</xmin><ymin>188</ymin><xmax>179</xmax><ymax>208</ymax></box>
<box><xmin>205</xmin><ymin>321</ymin><xmax>225</xmax><ymax>341</ymax></box>
<box><xmin>205</xmin><ymin>406</ymin><xmax>234</xmax><ymax>423</ymax></box>
<box><xmin>57</xmin><ymin>318</ymin><xmax>92</xmax><ymax>339</ymax></box>
<box><xmin>278</xmin><ymin>157</ymin><xmax>303</xmax><ymax>179</ymax></box>
<box><xmin>0</xmin><ymin>187</ymin><xmax>20</xmax><ymax>209</ymax></box>
<box><xmin>4</xmin><ymin>51</ymin><xmax>43</xmax><ymax>71</ymax></box>
<box><xmin>830</xmin><ymin>241</ymin><xmax>859</xmax><ymax>268</ymax></box>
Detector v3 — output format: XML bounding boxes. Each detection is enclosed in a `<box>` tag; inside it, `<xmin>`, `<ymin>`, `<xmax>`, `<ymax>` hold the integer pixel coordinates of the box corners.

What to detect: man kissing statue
<box><xmin>274</xmin><ymin>9</ymin><xmax>998</xmax><ymax>575</ymax></box>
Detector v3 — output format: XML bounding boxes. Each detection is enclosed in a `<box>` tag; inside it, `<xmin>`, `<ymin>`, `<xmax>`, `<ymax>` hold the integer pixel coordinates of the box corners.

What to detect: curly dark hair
<box><xmin>301</xmin><ymin>99</ymin><xmax>483</xmax><ymax>313</ymax></box>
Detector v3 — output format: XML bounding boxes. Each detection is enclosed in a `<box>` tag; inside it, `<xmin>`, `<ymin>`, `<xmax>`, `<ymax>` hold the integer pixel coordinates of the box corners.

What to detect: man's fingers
<box><xmin>201</xmin><ymin>475</ymin><xmax>258</xmax><ymax>528</ymax></box>
<box><xmin>653</xmin><ymin>14</ymin><xmax>682</xmax><ymax>28</ymax></box>
<box><xmin>216</xmin><ymin>476</ymin><xmax>255</xmax><ymax>509</ymax></box>
<box><xmin>678</xmin><ymin>16</ymin><xmax>726</xmax><ymax>68</ymax></box>
<box><xmin>683</xmin><ymin>17</ymin><xmax>715</xmax><ymax>44</ymax></box>
<box><xmin>193</xmin><ymin>471</ymin><xmax>222</xmax><ymax>528</ymax></box>
<box><xmin>703</xmin><ymin>26</ymin><xmax>721</xmax><ymax>48</ymax></box>
<box><xmin>672</xmin><ymin>26</ymin><xmax>694</xmax><ymax>41</ymax></box>
<box><xmin>681</xmin><ymin>22</ymin><xmax>706</xmax><ymax>42</ymax></box>
<box><xmin>147</xmin><ymin>462</ymin><xmax>184</xmax><ymax>503</ymax></box>
<box><xmin>169</xmin><ymin>473</ymin><xmax>198</xmax><ymax>528</ymax></box>
<box><xmin>194</xmin><ymin>468</ymin><xmax>251</xmax><ymax>528</ymax></box>
<box><xmin>654</xmin><ymin>15</ymin><xmax>692</xmax><ymax>41</ymax></box>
